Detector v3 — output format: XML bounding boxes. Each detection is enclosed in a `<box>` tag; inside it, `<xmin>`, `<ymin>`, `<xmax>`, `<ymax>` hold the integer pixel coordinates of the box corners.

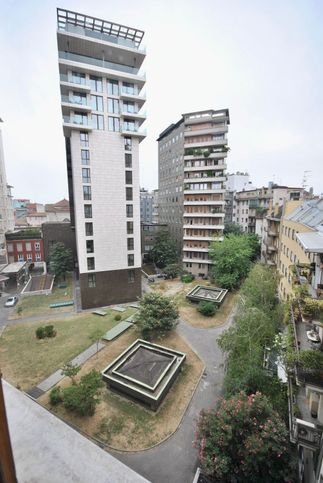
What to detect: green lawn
<box><xmin>10</xmin><ymin>274</ymin><xmax>74</xmax><ymax>319</ymax></box>
<box><xmin>0</xmin><ymin>308</ymin><xmax>135</xmax><ymax>390</ymax></box>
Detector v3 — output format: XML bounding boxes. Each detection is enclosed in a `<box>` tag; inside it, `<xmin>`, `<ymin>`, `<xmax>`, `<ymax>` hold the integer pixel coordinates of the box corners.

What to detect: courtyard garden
<box><xmin>0</xmin><ymin>307</ymin><xmax>136</xmax><ymax>390</ymax></box>
<box><xmin>9</xmin><ymin>273</ymin><xmax>74</xmax><ymax>320</ymax></box>
<box><xmin>39</xmin><ymin>328</ymin><xmax>204</xmax><ymax>450</ymax></box>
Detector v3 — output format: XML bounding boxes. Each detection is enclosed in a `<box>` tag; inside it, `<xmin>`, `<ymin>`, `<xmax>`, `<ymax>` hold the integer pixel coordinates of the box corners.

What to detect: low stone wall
<box><xmin>21</xmin><ymin>274</ymin><xmax>55</xmax><ymax>297</ymax></box>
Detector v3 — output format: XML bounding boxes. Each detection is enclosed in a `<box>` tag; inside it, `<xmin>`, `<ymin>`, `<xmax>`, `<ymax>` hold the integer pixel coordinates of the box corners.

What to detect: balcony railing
<box><xmin>60</xmin><ymin>73</ymin><xmax>91</xmax><ymax>87</ymax></box>
<box><xmin>59</xmin><ymin>51</ymin><xmax>145</xmax><ymax>78</ymax></box>
<box><xmin>58</xmin><ymin>23</ymin><xmax>146</xmax><ymax>53</ymax></box>
<box><xmin>61</xmin><ymin>95</ymin><xmax>91</xmax><ymax>107</ymax></box>
<box><xmin>63</xmin><ymin>116</ymin><xmax>92</xmax><ymax>126</ymax></box>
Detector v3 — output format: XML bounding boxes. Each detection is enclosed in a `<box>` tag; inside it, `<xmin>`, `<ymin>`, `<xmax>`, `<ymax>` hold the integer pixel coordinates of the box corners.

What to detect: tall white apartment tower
<box><xmin>57</xmin><ymin>9</ymin><xmax>146</xmax><ymax>308</ymax></box>
<box><xmin>0</xmin><ymin>129</ymin><xmax>14</xmax><ymax>264</ymax></box>
<box><xmin>158</xmin><ymin>109</ymin><xmax>229</xmax><ymax>277</ymax></box>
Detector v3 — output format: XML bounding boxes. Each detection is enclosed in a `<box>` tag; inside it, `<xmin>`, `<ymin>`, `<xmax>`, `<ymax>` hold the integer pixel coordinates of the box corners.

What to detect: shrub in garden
<box><xmin>196</xmin><ymin>392</ymin><xmax>296</xmax><ymax>482</ymax></box>
<box><xmin>44</xmin><ymin>325</ymin><xmax>56</xmax><ymax>338</ymax></box>
<box><xmin>137</xmin><ymin>292</ymin><xmax>179</xmax><ymax>340</ymax></box>
<box><xmin>197</xmin><ymin>301</ymin><xmax>217</xmax><ymax>317</ymax></box>
<box><xmin>114</xmin><ymin>314</ymin><xmax>122</xmax><ymax>321</ymax></box>
<box><xmin>36</xmin><ymin>326</ymin><xmax>46</xmax><ymax>339</ymax></box>
<box><xmin>49</xmin><ymin>386</ymin><xmax>62</xmax><ymax>406</ymax></box>
<box><xmin>62</xmin><ymin>370</ymin><xmax>104</xmax><ymax>416</ymax></box>
<box><xmin>181</xmin><ymin>273</ymin><xmax>195</xmax><ymax>283</ymax></box>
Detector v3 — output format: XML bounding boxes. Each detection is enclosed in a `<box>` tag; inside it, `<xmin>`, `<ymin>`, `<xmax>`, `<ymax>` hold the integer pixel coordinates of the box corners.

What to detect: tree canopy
<box><xmin>209</xmin><ymin>234</ymin><xmax>259</xmax><ymax>290</ymax></box>
<box><xmin>223</xmin><ymin>222</ymin><xmax>243</xmax><ymax>236</ymax></box>
<box><xmin>136</xmin><ymin>292</ymin><xmax>179</xmax><ymax>340</ymax></box>
<box><xmin>150</xmin><ymin>231</ymin><xmax>178</xmax><ymax>268</ymax></box>
<box><xmin>196</xmin><ymin>392</ymin><xmax>296</xmax><ymax>482</ymax></box>
<box><xmin>49</xmin><ymin>242</ymin><xmax>73</xmax><ymax>280</ymax></box>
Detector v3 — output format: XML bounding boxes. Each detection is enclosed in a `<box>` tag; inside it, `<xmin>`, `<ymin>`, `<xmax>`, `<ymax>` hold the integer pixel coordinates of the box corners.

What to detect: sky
<box><xmin>0</xmin><ymin>0</ymin><xmax>322</xmax><ymax>203</ymax></box>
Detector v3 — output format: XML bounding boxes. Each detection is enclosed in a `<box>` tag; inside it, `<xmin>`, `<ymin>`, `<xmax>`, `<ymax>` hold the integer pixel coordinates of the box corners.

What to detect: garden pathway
<box><xmin>112</xmin><ymin>304</ymin><xmax>237</xmax><ymax>483</ymax></box>
<box><xmin>27</xmin><ymin>341</ymin><xmax>105</xmax><ymax>398</ymax></box>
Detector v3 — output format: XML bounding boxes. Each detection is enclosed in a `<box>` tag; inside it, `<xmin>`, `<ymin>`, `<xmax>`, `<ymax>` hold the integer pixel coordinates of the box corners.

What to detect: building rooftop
<box><xmin>3</xmin><ymin>381</ymin><xmax>150</xmax><ymax>483</ymax></box>
<box><xmin>1</xmin><ymin>262</ymin><xmax>26</xmax><ymax>274</ymax></box>
<box><xmin>57</xmin><ymin>8</ymin><xmax>144</xmax><ymax>47</ymax></box>
<box><xmin>287</xmin><ymin>199</ymin><xmax>323</xmax><ymax>228</ymax></box>
<box><xmin>297</xmin><ymin>230</ymin><xmax>323</xmax><ymax>254</ymax></box>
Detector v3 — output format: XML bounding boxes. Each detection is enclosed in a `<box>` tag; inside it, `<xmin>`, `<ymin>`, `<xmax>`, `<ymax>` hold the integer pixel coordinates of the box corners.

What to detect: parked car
<box><xmin>4</xmin><ymin>296</ymin><xmax>18</xmax><ymax>307</ymax></box>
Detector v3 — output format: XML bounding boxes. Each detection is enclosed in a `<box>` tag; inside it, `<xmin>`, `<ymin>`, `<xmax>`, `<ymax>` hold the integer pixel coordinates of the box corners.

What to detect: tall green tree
<box><xmin>136</xmin><ymin>292</ymin><xmax>179</xmax><ymax>340</ymax></box>
<box><xmin>223</xmin><ymin>222</ymin><xmax>243</xmax><ymax>236</ymax></box>
<box><xmin>150</xmin><ymin>231</ymin><xmax>177</xmax><ymax>268</ymax></box>
<box><xmin>49</xmin><ymin>242</ymin><xmax>73</xmax><ymax>281</ymax></box>
<box><xmin>196</xmin><ymin>392</ymin><xmax>296</xmax><ymax>482</ymax></box>
<box><xmin>209</xmin><ymin>235</ymin><xmax>254</xmax><ymax>289</ymax></box>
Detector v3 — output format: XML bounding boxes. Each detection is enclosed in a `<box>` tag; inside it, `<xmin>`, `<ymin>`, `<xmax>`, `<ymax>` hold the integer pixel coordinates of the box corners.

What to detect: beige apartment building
<box><xmin>278</xmin><ymin>199</ymin><xmax>323</xmax><ymax>300</ymax></box>
<box><xmin>57</xmin><ymin>9</ymin><xmax>146</xmax><ymax>308</ymax></box>
<box><xmin>158</xmin><ymin>109</ymin><xmax>229</xmax><ymax>277</ymax></box>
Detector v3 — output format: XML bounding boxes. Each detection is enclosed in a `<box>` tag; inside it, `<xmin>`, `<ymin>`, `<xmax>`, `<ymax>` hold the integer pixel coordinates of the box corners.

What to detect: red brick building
<box><xmin>5</xmin><ymin>231</ymin><xmax>44</xmax><ymax>263</ymax></box>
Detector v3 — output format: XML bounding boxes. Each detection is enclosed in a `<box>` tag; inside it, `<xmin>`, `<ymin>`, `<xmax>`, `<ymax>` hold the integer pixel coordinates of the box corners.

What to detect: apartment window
<box><xmin>108</xmin><ymin>98</ymin><xmax>119</xmax><ymax>114</ymax></box>
<box><xmin>81</xmin><ymin>149</ymin><xmax>90</xmax><ymax>165</ymax></box>
<box><xmin>108</xmin><ymin>116</ymin><xmax>120</xmax><ymax>132</ymax></box>
<box><xmin>126</xmin><ymin>205</ymin><xmax>133</xmax><ymax>217</ymax></box>
<box><xmin>74</xmin><ymin>112</ymin><xmax>88</xmax><ymax>125</ymax></box>
<box><xmin>87</xmin><ymin>257</ymin><xmax>95</xmax><ymax>270</ymax></box>
<box><xmin>25</xmin><ymin>242</ymin><xmax>31</xmax><ymax>251</ymax></box>
<box><xmin>122</xmin><ymin>82</ymin><xmax>135</xmax><ymax>95</ymax></box>
<box><xmin>83</xmin><ymin>186</ymin><xmax>92</xmax><ymax>200</ymax></box>
<box><xmin>128</xmin><ymin>254</ymin><xmax>134</xmax><ymax>266</ymax></box>
<box><xmin>123</xmin><ymin>120</ymin><xmax>136</xmax><ymax>132</ymax></box>
<box><xmin>128</xmin><ymin>269</ymin><xmax>135</xmax><ymax>283</ymax></box>
<box><xmin>80</xmin><ymin>132</ymin><xmax>89</xmax><ymax>147</ymax></box>
<box><xmin>27</xmin><ymin>253</ymin><xmax>32</xmax><ymax>262</ymax></box>
<box><xmin>107</xmin><ymin>79</ymin><xmax>119</xmax><ymax>96</ymax></box>
<box><xmin>85</xmin><ymin>222</ymin><xmax>93</xmax><ymax>236</ymax></box>
<box><xmin>90</xmin><ymin>75</ymin><xmax>102</xmax><ymax>92</ymax></box>
<box><xmin>88</xmin><ymin>273</ymin><xmax>96</xmax><ymax>288</ymax></box>
<box><xmin>34</xmin><ymin>242</ymin><xmax>40</xmax><ymax>251</ymax></box>
<box><xmin>18</xmin><ymin>254</ymin><xmax>24</xmax><ymax>261</ymax></box>
<box><xmin>35</xmin><ymin>254</ymin><xmax>41</xmax><ymax>262</ymax></box>
<box><xmin>127</xmin><ymin>221</ymin><xmax>133</xmax><ymax>234</ymax></box>
<box><xmin>125</xmin><ymin>171</ymin><xmax>132</xmax><ymax>185</ymax></box>
<box><xmin>84</xmin><ymin>204</ymin><xmax>92</xmax><ymax>218</ymax></box>
<box><xmin>125</xmin><ymin>153</ymin><xmax>132</xmax><ymax>168</ymax></box>
<box><xmin>82</xmin><ymin>168</ymin><xmax>91</xmax><ymax>183</ymax></box>
<box><xmin>123</xmin><ymin>101</ymin><xmax>136</xmax><ymax>113</ymax></box>
<box><xmin>127</xmin><ymin>238</ymin><xmax>134</xmax><ymax>250</ymax></box>
<box><xmin>72</xmin><ymin>91</ymin><xmax>87</xmax><ymax>105</ymax></box>
<box><xmin>86</xmin><ymin>240</ymin><xmax>94</xmax><ymax>253</ymax></box>
<box><xmin>92</xmin><ymin>114</ymin><xmax>104</xmax><ymax>130</ymax></box>
<box><xmin>6</xmin><ymin>243</ymin><xmax>13</xmax><ymax>252</ymax></box>
<box><xmin>124</xmin><ymin>137</ymin><xmax>132</xmax><ymax>151</ymax></box>
<box><xmin>126</xmin><ymin>187</ymin><xmax>133</xmax><ymax>201</ymax></box>
<box><xmin>72</xmin><ymin>71</ymin><xmax>86</xmax><ymax>85</ymax></box>
<box><xmin>91</xmin><ymin>95</ymin><xmax>103</xmax><ymax>111</ymax></box>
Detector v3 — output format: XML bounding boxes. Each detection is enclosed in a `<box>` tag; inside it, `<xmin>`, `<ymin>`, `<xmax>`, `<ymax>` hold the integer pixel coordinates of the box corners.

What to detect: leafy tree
<box><xmin>195</xmin><ymin>392</ymin><xmax>296</xmax><ymax>482</ymax></box>
<box><xmin>209</xmin><ymin>235</ymin><xmax>253</xmax><ymax>290</ymax></box>
<box><xmin>136</xmin><ymin>292</ymin><xmax>179</xmax><ymax>340</ymax></box>
<box><xmin>49</xmin><ymin>386</ymin><xmax>62</xmax><ymax>405</ymax></box>
<box><xmin>163</xmin><ymin>263</ymin><xmax>182</xmax><ymax>279</ymax></box>
<box><xmin>223</xmin><ymin>222</ymin><xmax>243</xmax><ymax>236</ymax></box>
<box><xmin>63</xmin><ymin>369</ymin><xmax>103</xmax><ymax>416</ymax></box>
<box><xmin>150</xmin><ymin>231</ymin><xmax>178</xmax><ymax>268</ymax></box>
<box><xmin>197</xmin><ymin>301</ymin><xmax>217</xmax><ymax>317</ymax></box>
<box><xmin>62</xmin><ymin>362</ymin><xmax>81</xmax><ymax>385</ymax></box>
<box><xmin>240</xmin><ymin>264</ymin><xmax>279</xmax><ymax>316</ymax></box>
<box><xmin>89</xmin><ymin>328</ymin><xmax>105</xmax><ymax>355</ymax></box>
<box><xmin>49</xmin><ymin>242</ymin><xmax>73</xmax><ymax>281</ymax></box>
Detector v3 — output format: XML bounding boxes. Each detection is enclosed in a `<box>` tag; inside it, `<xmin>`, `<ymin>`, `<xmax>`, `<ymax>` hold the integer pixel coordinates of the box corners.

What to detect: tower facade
<box><xmin>57</xmin><ymin>9</ymin><xmax>146</xmax><ymax>308</ymax></box>
<box><xmin>0</xmin><ymin>129</ymin><xmax>14</xmax><ymax>264</ymax></box>
<box><xmin>158</xmin><ymin>109</ymin><xmax>229</xmax><ymax>277</ymax></box>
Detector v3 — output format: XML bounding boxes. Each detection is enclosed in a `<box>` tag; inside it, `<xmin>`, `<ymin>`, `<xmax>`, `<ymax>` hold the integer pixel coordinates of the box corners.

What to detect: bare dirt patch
<box><xmin>40</xmin><ymin>329</ymin><xmax>204</xmax><ymax>451</ymax></box>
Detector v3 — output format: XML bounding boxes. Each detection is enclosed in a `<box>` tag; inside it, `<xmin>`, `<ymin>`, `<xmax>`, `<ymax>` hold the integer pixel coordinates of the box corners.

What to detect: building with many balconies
<box><xmin>56</xmin><ymin>9</ymin><xmax>146</xmax><ymax>308</ymax></box>
<box><xmin>158</xmin><ymin>109</ymin><xmax>229</xmax><ymax>277</ymax></box>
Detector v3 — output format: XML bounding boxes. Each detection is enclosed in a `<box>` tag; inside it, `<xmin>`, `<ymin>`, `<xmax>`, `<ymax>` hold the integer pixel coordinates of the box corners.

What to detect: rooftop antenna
<box><xmin>302</xmin><ymin>170</ymin><xmax>311</xmax><ymax>190</ymax></box>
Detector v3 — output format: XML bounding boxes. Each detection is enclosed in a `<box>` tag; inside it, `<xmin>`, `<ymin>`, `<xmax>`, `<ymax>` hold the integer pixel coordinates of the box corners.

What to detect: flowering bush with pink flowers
<box><xmin>195</xmin><ymin>392</ymin><xmax>296</xmax><ymax>482</ymax></box>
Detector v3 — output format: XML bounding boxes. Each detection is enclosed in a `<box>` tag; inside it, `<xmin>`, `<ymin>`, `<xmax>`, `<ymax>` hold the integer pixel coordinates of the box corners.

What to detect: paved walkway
<box><xmin>28</xmin><ymin>341</ymin><xmax>106</xmax><ymax>398</ymax></box>
<box><xmin>113</xmin><ymin>304</ymin><xmax>237</xmax><ymax>483</ymax></box>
